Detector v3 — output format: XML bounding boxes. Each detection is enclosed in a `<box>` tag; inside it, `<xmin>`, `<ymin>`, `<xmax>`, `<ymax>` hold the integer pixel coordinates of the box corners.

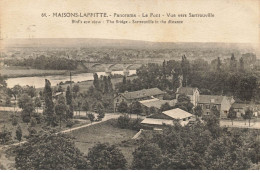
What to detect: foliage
<box><xmin>160</xmin><ymin>102</ymin><xmax>172</xmax><ymax>112</ymax></box>
<box><xmin>55</xmin><ymin>95</ymin><xmax>67</xmax><ymax>128</ymax></box>
<box><xmin>132</xmin><ymin>143</ymin><xmax>162</xmax><ymax>169</ymax></box>
<box><xmin>117</xmin><ymin>115</ymin><xmax>143</xmax><ymax>131</ymax></box>
<box><xmin>30</xmin><ymin>117</ymin><xmax>37</xmax><ymax>127</ymax></box>
<box><xmin>244</xmin><ymin>108</ymin><xmax>254</xmax><ymax>126</ymax></box>
<box><xmin>87</xmin><ymin>143</ymin><xmax>127</xmax><ymax>170</ymax></box>
<box><xmin>12</xmin><ymin>116</ymin><xmax>18</xmax><ymax>126</ymax></box>
<box><xmin>44</xmin><ymin>79</ymin><xmax>56</xmax><ymax>126</ymax></box>
<box><xmin>129</xmin><ymin>101</ymin><xmax>142</xmax><ymax>115</ymax></box>
<box><xmin>14</xmin><ymin>133</ymin><xmax>88</xmax><ymax>169</ymax></box>
<box><xmin>135</xmin><ymin>121</ymin><xmax>256</xmax><ymax>170</ymax></box>
<box><xmin>117</xmin><ymin>101</ymin><xmax>128</xmax><ymax>113</ymax></box>
<box><xmin>87</xmin><ymin>113</ymin><xmax>95</xmax><ymax>123</ymax></box>
<box><xmin>227</xmin><ymin>107</ymin><xmax>237</xmax><ymax>125</ymax></box>
<box><xmin>0</xmin><ymin>126</ymin><xmax>12</xmax><ymax>145</ymax></box>
<box><xmin>194</xmin><ymin>105</ymin><xmax>203</xmax><ymax>118</ymax></box>
<box><xmin>175</xmin><ymin>94</ymin><xmax>193</xmax><ymax>113</ymax></box>
<box><xmin>15</xmin><ymin>125</ymin><xmax>22</xmax><ymax>142</ymax></box>
<box><xmin>18</xmin><ymin>93</ymin><xmax>35</xmax><ymax>123</ymax></box>
<box><xmin>7</xmin><ymin>55</ymin><xmax>78</xmax><ymax>70</ymax></box>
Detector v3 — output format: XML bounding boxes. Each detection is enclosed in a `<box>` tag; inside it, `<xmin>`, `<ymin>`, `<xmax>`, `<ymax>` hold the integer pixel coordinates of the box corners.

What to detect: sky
<box><xmin>0</xmin><ymin>0</ymin><xmax>259</xmax><ymax>44</ymax></box>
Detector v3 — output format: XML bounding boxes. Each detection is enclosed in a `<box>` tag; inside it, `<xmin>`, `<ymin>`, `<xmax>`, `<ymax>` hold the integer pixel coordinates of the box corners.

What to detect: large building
<box><xmin>114</xmin><ymin>88</ymin><xmax>165</xmax><ymax>112</ymax></box>
<box><xmin>198</xmin><ymin>95</ymin><xmax>235</xmax><ymax>118</ymax></box>
<box><xmin>176</xmin><ymin>86</ymin><xmax>200</xmax><ymax>106</ymax></box>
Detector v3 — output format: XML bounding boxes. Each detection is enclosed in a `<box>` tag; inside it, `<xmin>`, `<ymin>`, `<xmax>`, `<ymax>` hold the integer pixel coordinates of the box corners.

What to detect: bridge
<box><xmin>76</xmin><ymin>61</ymin><xmax>142</xmax><ymax>76</ymax></box>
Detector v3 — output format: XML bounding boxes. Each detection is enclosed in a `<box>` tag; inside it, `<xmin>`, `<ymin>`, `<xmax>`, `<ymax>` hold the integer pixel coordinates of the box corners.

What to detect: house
<box><xmin>114</xmin><ymin>88</ymin><xmax>166</xmax><ymax>112</ymax></box>
<box><xmin>141</xmin><ymin>108</ymin><xmax>194</xmax><ymax>129</ymax></box>
<box><xmin>197</xmin><ymin>95</ymin><xmax>234</xmax><ymax>118</ymax></box>
<box><xmin>232</xmin><ymin>103</ymin><xmax>260</xmax><ymax>117</ymax></box>
<box><xmin>176</xmin><ymin>87</ymin><xmax>200</xmax><ymax>106</ymax></box>
<box><xmin>139</xmin><ymin>98</ymin><xmax>176</xmax><ymax>110</ymax></box>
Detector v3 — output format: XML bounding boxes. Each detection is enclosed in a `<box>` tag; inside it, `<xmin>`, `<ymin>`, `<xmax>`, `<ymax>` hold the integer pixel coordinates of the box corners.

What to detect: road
<box><xmin>220</xmin><ymin>119</ymin><xmax>260</xmax><ymax>129</ymax></box>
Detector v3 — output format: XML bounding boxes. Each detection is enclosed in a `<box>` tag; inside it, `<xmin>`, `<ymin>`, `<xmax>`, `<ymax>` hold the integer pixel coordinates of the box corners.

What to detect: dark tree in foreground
<box><xmin>132</xmin><ymin>143</ymin><xmax>162</xmax><ymax>169</ymax></box>
<box><xmin>44</xmin><ymin>79</ymin><xmax>56</xmax><ymax>126</ymax></box>
<box><xmin>87</xmin><ymin>143</ymin><xmax>127</xmax><ymax>170</ymax></box>
<box><xmin>15</xmin><ymin>133</ymin><xmax>88</xmax><ymax>170</ymax></box>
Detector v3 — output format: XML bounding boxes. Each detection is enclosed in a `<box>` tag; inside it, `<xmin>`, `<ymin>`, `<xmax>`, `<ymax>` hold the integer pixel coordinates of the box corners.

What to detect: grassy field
<box><xmin>70</xmin><ymin>119</ymin><xmax>138</xmax><ymax>167</ymax></box>
<box><xmin>0</xmin><ymin>111</ymin><xmax>91</xmax><ymax>144</ymax></box>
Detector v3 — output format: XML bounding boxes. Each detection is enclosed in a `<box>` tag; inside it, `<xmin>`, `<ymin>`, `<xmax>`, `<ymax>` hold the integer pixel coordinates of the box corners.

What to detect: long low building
<box><xmin>114</xmin><ymin>88</ymin><xmax>166</xmax><ymax>112</ymax></box>
<box><xmin>139</xmin><ymin>98</ymin><xmax>176</xmax><ymax>110</ymax></box>
<box><xmin>141</xmin><ymin>108</ymin><xmax>194</xmax><ymax>129</ymax></box>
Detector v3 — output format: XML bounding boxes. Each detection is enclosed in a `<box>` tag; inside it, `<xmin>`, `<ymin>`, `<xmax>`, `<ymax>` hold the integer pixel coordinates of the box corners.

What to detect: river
<box><xmin>6</xmin><ymin>70</ymin><xmax>136</xmax><ymax>88</ymax></box>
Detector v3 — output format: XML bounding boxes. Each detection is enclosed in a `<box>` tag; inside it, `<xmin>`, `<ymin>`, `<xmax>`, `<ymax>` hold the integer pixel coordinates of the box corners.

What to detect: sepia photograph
<box><xmin>0</xmin><ymin>0</ymin><xmax>260</xmax><ymax>170</ymax></box>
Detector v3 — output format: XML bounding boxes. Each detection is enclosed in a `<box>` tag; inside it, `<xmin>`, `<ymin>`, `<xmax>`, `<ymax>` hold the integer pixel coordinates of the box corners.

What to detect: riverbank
<box><xmin>1</xmin><ymin>65</ymin><xmax>139</xmax><ymax>79</ymax></box>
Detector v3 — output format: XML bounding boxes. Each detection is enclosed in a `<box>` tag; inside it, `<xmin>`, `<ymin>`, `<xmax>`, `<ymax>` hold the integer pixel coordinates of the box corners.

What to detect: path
<box><xmin>220</xmin><ymin>119</ymin><xmax>260</xmax><ymax>129</ymax></box>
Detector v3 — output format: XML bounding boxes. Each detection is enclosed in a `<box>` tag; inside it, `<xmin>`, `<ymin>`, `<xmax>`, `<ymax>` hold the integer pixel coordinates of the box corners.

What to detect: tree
<box><xmin>16</xmin><ymin>125</ymin><xmax>22</xmax><ymax>143</ymax></box>
<box><xmin>24</xmin><ymin>85</ymin><xmax>36</xmax><ymax>98</ymax></box>
<box><xmin>194</xmin><ymin>105</ymin><xmax>203</xmax><ymax>118</ymax></box>
<box><xmin>55</xmin><ymin>95</ymin><xmax>67</xmax><ymax>128</ymax></box>
<box><xmin>239</xmin><ymin>57</ymin><xmax>244</xmax><ymax>72</ymax></box>
<box><xmin>149</xmin><ymin>106</ymin><xmax>157</xmax><ymax>115</ymax></box>
<box><xmin>30</xmin><ymin>117</ymin><xmax>37</xmax><ymax>127</ymax></box>
<box><xmin>65</xmin><ymin>86</ymin><xmax>73</xmax><ymax>105</ymax></box>
<box><xmin>230</xmin><ymin>53</ymin><xmax>237</xmax><ymax>72</ymax></box>
<box><xmin>227</xmin><ymin>107</ymin><xmax>237</xmax><ymax>125</ymax></box>
<box><xmin>18</xmin><ymin>94</ymin><xmax>35</xmax><ymax>124</ymax></box>
<box><xmin>107</xmin><ymin>76</ymin><xmax>113</xmax><ymax>93</ymax></box>
<box><xmin>210</xmin><ymin>105</ymin><xmax>220</xmax><ymax>118</ymax></box>
<box><xmin>87</xmin><ymin>113</ymin><xmax>95</xmax><ymax>124</ymax></box>
<box><xmin>44</xmin><ymin>79</ymin><xmax>56</xmax><ymax>126</ymax></box>
<box><xmin>65</xmin><ymin>86</ymin><xmax>73</xmax><ymax>119</ymax></box>
<box><xmin>217</xmin><ymin>57</ymin><xmax>221</xmax><ymax>72</ymax></box>
<box><xmin>34</xmin><ymin>97</ymin><xmax>41</xmax><ymax>113</ymax></box>
<box><xmin>175</xmin><ymin>94</ymin><xmax>193</xmax><ymax>113</ymax></box>
<box><xmin>245</xmin><ymin>108</ymin><xmax>253</xmax><ymax>127</ymax></box>
<box><xmin>132</xmin><ymin>143</ymin><xmax>162</xmax><ymax>169</ymax></box>
<box><xmin>72</xmin><ymin>84</ymin><xmax>80</xmax><ymax>96</ymax></box>
<box><xmin>160</xmin><ymin>102</ymin><xmax>172</xmax><ymax>112</ymax></box>
<box><xmin>82</xmin><ymin>100</ymin><xmax>89</xmax><ymax>114</ymax></box>
<box><xmin>0</xmin><ymin>126</ymin><xmax>12</xmax><ymax>145</ymax></box>
<box><xmin>12</xmin><ymin>85</ymin><xmax>23</xmax><ymax>100</ymax></box>
<box><xmin>87</xmin><ymin>143</ymin><xmax>127</xmax><ymax>170</ymax></box>
<box><xmin>93</xmin><ymin>73</ymin><xmax>100</xmax><ymax>90</ymax></box>
<box><xmin>129</xmin><ymin>101</ymin><xmax>142</xmax><ymax>115</ymax></box>
<box><xmin>12</xmin><ymin>116</ymin><xmax>18</xmax><ymax>126</ymax></box>
<box><xmin>14</xmin><ymin>133</ymin><xmax>88</xmax><ymax>169</ymax></box>
<box><xmin>96</xmin><ymin>102</ymin><xmax>105</xmax><ymax>120</ymax></box>
<box><xmin>57</xmin><ymin>85</ymin><xmax>64</xmax><ymax>92</ymax></box>
<box><xmin>117</xmin><ymin>115</ymin><xmax>131</xmax><ymax>129</ymax></box>
<box><xmin>117</xmin><ymin>101</ymin><xmax>128</xmax><ymax>114</ymax></box>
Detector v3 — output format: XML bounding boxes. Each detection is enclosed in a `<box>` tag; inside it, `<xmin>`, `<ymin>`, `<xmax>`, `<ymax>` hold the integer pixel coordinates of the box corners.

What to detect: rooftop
<box><xmin>119</xmin><ymin>88</ymin><xmax>165</xmax><ymax>100</ymax></box>
<box><xmin>198</xmin><ymin>95</ymin><xmax>225</xmax><ymax>104</ymax></box>
<box><xmin>140</xmin><ymin>99</ymin><xmax>176</xmax><ymax>109</ymax></box>
<box><xmin>141</xmin><ymin>118</ymin><xmax>174</xmax><ymax>126</ymax></box>
<box><xmin>162</xmin><ymin>108</ymin><xmax>193</xmax><ymax>120</ymax></box>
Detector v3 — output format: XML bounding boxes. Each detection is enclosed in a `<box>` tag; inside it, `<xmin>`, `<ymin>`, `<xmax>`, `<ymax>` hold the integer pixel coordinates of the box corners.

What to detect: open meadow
<box><xmin>70</xmin><ymin>119</ymin><xmax>138</xmax><ymax>166</ymax></box>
